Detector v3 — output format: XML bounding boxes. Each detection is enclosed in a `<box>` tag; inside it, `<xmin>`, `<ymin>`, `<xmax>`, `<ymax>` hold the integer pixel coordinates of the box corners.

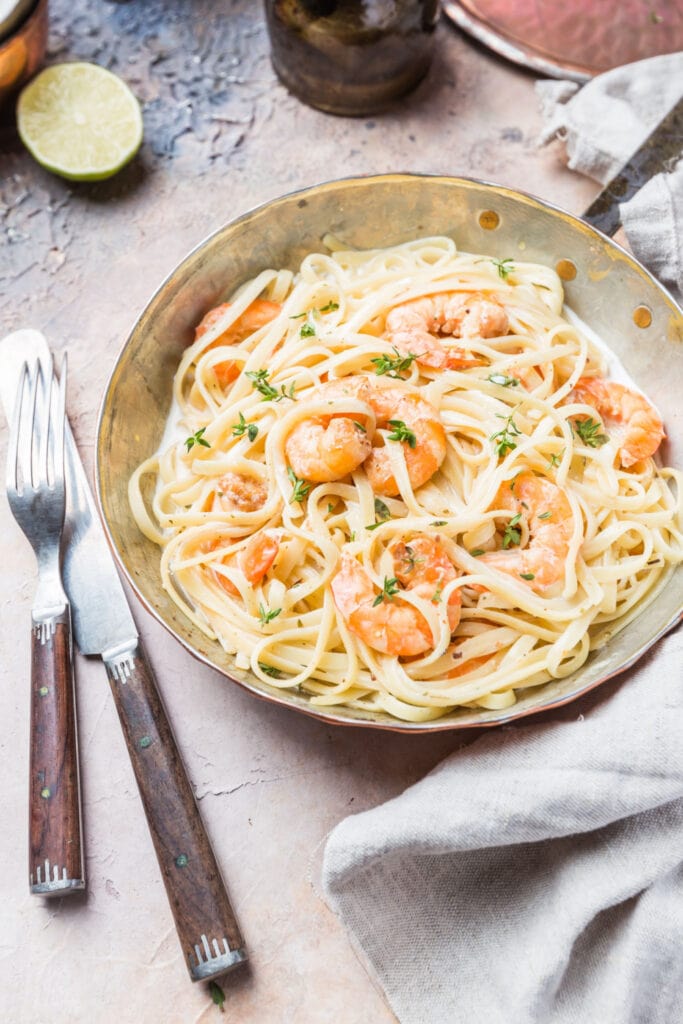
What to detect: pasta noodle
<box><xmin>129</xmin><ymin>236</ymin><xmax>682</xmax><ymax>722</ymax></box>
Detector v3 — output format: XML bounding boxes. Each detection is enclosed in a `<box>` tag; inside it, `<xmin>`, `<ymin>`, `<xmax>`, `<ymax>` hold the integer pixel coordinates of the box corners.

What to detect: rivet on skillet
<box><xmin>555</xmin><ymin>259</ymin><xmax>577</xmax><ymax>281</ymax></box>
<box><xmin>478</xmin><ymin>210</ymin><xmax>499</xmax><ymax>230</ymax></box>
<box><xmin>633</xmin><ymin>305</ymin><xmax>652</xmax><ymax>328</ymax></box>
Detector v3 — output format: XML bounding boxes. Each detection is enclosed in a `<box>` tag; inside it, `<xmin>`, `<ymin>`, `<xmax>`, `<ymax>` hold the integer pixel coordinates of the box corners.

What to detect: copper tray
<box><xmin>442</xmin><ymin>0</ymin><xmax>683</xmax><ymax>81</ymax></box>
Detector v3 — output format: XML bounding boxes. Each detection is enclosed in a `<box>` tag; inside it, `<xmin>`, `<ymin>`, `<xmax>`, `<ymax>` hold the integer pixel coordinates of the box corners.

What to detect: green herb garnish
<box><xmin>574</xmin><ymin>417</ymin><xmax>609</xmax><ymax>448</ymax></box>
<box><xmin>372</xmin><ymin>576</ymin><xmax>400</xmax><ymax>606</ymax></box>
<box><xmin>537</xmin><ymin>511</ymin><xmax>552</xmax><ymax>520</ymax></box>
<box><xmin>300</xmin><ymin>322</ymin><xmax>316</xmax><ymax>338</ymax></box>
<box><xmin>470</xmin><ymin>548</ymin><xmax>485</xmax><ymax>557</ymax></box>
<box><xmin>400</xmin><ymin>545</ymin><xmax>425</xmax><ymax>573</ymax></box>
<box><xmin>287</xmin><ymin>466</ymin><xmax>311</xmax><ymax>504</ymax></box>
<box><xmin>371</xmin><ymin>347</ymin><xmax>418</xmax><ymax>379</ymax></box>
<box><xmin>366</xmin><ymin>498</ymin><xmax>392</xmax><ymax>531</ymax></box>
<box><xmin>231</xmin><ymin>412</ymin><xmax>258</xmax><ymax>442</ymax></box>
<box><xmin>547</xmin><ymin>451</ymin><xmax>563</xmax><ymax>468</ymax></box>
<box><xmin>432</xmin><ymin>584</ymin><xmax>443</xmax><ymax>604</ymax></box>
<box><xmin>258</xmin><ymin>603</ymin><xmax>281</xmax><ymax>626</ymax></box>
<box><xmin>258</xmin><ymin>661</ymin><xmax>284</xmax><ymax>678</ymax></box>
<box><xmin>431</xmin><ymin>520</ymin><xmax>447</xmax><ymax>527</ymax></box>
<box><xmin>246</xmin><ymin>369</ymin><xmax>296</xmax><ymax>402</ymax></box>
<box><xmin>184</xmin><ymin>427</ymin><xmax>210</xmax><ymax>452</ymax></box>
<box><xmin>487</xmin><ymin>373</ymin><xmax>520</xmax><ymax>388</ymax></box>
<box><xmin>520</xmin><ymin>572</ymin><xmax>535</xmax><ymax>581</ymax></box>
<box><xmin>353</xmin><ymin>420</ymin><xmax>367</xmax><ymax>433</ymax></box>
<box><xmin>209</xmin><ymin>980</ymin><xmax>226</xmax><ymax>1012</ymax></box>
<box><xmin>290</xmin><ymin>301</ymin><xmax>339</xmax><ymax>319</ymax></box>
<box><xmin>491</xmin><ymin>257</ymin><xmax>515</xmax><ymax>280</ymax></box>
<box><xmin>502</xmin><ymin>512</ymin><xmax>522</xmax><ymax>549</ymax></box>
<box><xmin>387</xmin><ymin>419</ymin><xmax>417</xmax><ymax>447</ymax></box>
<box><xmin>490</xmin><ymin>413</ymin><xmax>522</xmax><ymax>458</ymax></box>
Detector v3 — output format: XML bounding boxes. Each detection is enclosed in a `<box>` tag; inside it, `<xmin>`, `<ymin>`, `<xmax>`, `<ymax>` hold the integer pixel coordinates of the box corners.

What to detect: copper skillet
<box><xmin>96</xmin><ymin>173</ymin><xmax>683</xmax><ymax>733</ymax></box>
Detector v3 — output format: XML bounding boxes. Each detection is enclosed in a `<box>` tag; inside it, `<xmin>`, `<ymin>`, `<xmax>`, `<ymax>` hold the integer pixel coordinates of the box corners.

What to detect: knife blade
<box><xmin>582</xmin><ymin>95</ymin><xmax>683</xmax><ymax>238</ymax></box>
<box><xmin>0</xmin><ymin>329</ymin><xmax>247</xmax><ymax>983</ymax></box>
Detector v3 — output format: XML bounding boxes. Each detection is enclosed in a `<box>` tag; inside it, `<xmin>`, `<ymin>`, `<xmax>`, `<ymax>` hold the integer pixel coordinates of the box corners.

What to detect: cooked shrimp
<box><xmin>363</xmin><ymin>385</ymin><xmax>447</xmax><ymax>497</ymax></box>
<box><xmin>211</xmin><ymin>529</ymin><xmax>281</xmax><ymax>596</ymax></box>
<box><xmin>284</xmin><ymin>376</ymin><xmax>446</xmax><ymax>495</ymax></box>
<box><xmin>285</xmin><ymin>376</ymin><xmax>373</xmax><ymax>483</ymax></box>
<box><xmin>195</xmin><ymin>299</ymin><xmax>281</xmax><ymax>387</ymax></box>
<box><xmin>215</xmin><ymin>471</ymin><xmax>268</xmax><ymax>512</ymax></box>
<box><xmin>331</xmin><ymin>553</ymin><xmax>434</xmax><ymax>657</ymax></box>
<box><xmin>479</xmin><ymin>472</ymin><xmax>573</xmax><ymax>590</ymax></box>
<box><xmin>385</xmin><ymin>291</ymin><xmax>508</xmax><ymax>371</ymax></box>
<box><xmin>392</xmin><ymin>535</ymin><xmax>462</xmax><ymax>633</ymax></box>
<box><xmin>570</xmin><ymin>377</ymin><xmax>665</xmax><ymax>468</ymax></box>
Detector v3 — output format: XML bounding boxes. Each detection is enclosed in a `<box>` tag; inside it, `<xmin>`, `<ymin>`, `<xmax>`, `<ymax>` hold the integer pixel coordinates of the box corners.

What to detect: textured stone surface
<box><xmin>0</xmin><ymin>3</ymin><xmax>596</xmax><ymax>1022</ymax></box>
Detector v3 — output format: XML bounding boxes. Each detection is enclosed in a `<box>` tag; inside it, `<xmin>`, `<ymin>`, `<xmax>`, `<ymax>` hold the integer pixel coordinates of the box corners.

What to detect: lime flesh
<box><xmin>17</xmin><ymin>62</ymin><xmax>143</xmax><ymax>182</ymax></box>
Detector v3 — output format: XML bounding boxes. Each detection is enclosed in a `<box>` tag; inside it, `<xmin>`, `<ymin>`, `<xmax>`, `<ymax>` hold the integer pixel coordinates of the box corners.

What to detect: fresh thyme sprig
<box><xmin>371</xmin><ymin>347</ymin><xmax>419</xmax><ymax>379</ymax></box>
<box><xmin>287</xmin><ymin>466</ymin><xmax>311</xmax><ymax>504</ymax></box>
<box><xmin>490</xmin><ymin>412</ymin><xmax>522</xmax><ymax>458</ymax></box>
<box><xmin>246</xmin><ymin>369</ymin><xmax>296</xmax><ymax>402</ymax></box>
<box><xmin>387</xmin><ymin>419</ymin><xmax>417</xmax><ymax>447</ymax></box>
<box><xmin>184</xmin><ymin>427</ymin><xmax>210</xmax><ymax>452</ymax></box>
<box><xmin>258</xmin><ymin>603</ymin><xmax>281</xmax><ymax>626</ymax></box>
<box><xmin>574</xmin><ymin>417</ymin><xmax>609</xmax><ymax>448</ymax></box>
<box><xmin>231</xmin><ymin>412</ymin><xmax>258</xmax><ymax>442</ymax></box>
<box><xmin>491</xmin><ymin>257</ymin><xmax>515</xmax><ymax>280</ymax></box>
<box><xmin>502</xmin><ymin>512</ymin><xmax>522</xmax><ymax>549</ymax></box>
<box><xmin>372</xmin><ymin>576</ymin><xmax>400</xmax><ymax>607</ymax></box>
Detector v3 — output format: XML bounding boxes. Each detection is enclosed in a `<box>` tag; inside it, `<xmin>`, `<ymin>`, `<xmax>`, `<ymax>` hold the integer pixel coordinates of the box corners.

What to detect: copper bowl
<box><xmin>96</xmin><ymin>174</ymin><xmax>683</xmax><ymax>732</ymax></box>
<box><xmin>0</xmin><ymin>0</ymin><xmax>47</xmax><ymax>106</ymax></box>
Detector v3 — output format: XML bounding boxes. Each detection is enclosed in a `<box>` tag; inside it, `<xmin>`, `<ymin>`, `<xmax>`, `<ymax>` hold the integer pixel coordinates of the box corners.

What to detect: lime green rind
<box><xmin>16</xmin><ymin>62</ymin><xmax>144</xmax><ymax>182</ymax></box>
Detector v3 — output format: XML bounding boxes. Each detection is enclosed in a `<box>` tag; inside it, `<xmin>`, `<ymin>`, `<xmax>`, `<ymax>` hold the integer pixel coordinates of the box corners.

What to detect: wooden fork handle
<box><xmin>103</xmin><ymin>640</ymin><xmax>246</xmax><ymax>981</ymax></box>
<box><xmin>29</xmin><ymin>605</ymin><xmax>85</xmax><ymax>895</ymax></box>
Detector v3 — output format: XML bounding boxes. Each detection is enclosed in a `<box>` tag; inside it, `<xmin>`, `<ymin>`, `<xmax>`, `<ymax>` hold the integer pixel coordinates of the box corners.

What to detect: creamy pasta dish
<box><xmin>129</xmin><ymin>236</ymin><xmax>682</xmax><ymax>722</ymax></box>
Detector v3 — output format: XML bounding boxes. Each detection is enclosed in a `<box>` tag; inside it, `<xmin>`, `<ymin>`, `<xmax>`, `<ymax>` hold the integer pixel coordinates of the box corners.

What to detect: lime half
<box><xmin>17</xmin><ymin>62</ymin><xmax>143</xmax><ymax>182</ymax></box>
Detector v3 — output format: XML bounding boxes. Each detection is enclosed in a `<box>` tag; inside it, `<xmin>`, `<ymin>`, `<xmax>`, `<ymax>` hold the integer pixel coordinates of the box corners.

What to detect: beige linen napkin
<box><xmin>537</xmin><ymin>52</ymin><xmax>683</xmax><ymax>300</ymax></box>
<box><xmin>322</xmin><ymin>55</ymin><xmax>683</xmax><ymax>1024</ymax></box>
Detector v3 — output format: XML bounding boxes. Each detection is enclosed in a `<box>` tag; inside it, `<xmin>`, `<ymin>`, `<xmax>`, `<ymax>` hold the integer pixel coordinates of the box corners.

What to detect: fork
<box><xmin>6</xmin><ymin>356</ymin><xmax>85</xmax><ymax>896</ymax></box>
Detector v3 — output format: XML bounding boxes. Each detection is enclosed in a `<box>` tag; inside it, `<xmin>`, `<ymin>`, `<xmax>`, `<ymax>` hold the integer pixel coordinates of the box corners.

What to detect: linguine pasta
<box><xmin>129</xmin><ymin>236</ymin><xmax>682</xmax><ymax>722</ymax></box>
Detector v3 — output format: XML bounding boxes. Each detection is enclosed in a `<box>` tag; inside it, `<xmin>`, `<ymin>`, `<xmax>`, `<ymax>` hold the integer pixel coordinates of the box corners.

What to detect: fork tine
<box><xmin>34</xmin><ymin>359</ymin><xmax>51</xmax><ymax>490</ymax></box>
<box><xmin>51</xmin><ymin>354</ymin><xmax>67</xmax><ymax>491</ymax></box>
<box><xmin>6</xmin><ymin>361</ymin><xmax>30</xmax><ymax>496</ymax></box>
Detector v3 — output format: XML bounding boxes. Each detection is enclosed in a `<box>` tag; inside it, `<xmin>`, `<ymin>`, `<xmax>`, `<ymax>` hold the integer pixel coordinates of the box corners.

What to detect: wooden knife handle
<box><xmin>103</xmin><ymin>640</ymin><xmax>246</xmax><ymax>982</ymax></box>
<box><xmin>29</xmin><ymin>606</ymin><xmax>85</xmax><ymax>895</ymax></box>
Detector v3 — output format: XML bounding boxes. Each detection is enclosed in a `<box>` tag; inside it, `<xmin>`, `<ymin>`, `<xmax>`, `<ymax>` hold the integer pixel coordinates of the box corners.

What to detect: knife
<box><xmin>0</xmin><ymin>329</ymin><xmax>247</xmax><ymax>983</ymax></box>
<box><xmin>582</xmin><ymin>95</ymin><xmax>683</xmax><ymax>238</ymax></box>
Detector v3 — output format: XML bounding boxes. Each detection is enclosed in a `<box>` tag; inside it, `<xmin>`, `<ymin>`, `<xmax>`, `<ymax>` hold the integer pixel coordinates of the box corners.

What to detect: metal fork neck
<box><xmin>33</xmin><ymin>548</ymin><xmax>68</xmax><ymax>621</ymax></box>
